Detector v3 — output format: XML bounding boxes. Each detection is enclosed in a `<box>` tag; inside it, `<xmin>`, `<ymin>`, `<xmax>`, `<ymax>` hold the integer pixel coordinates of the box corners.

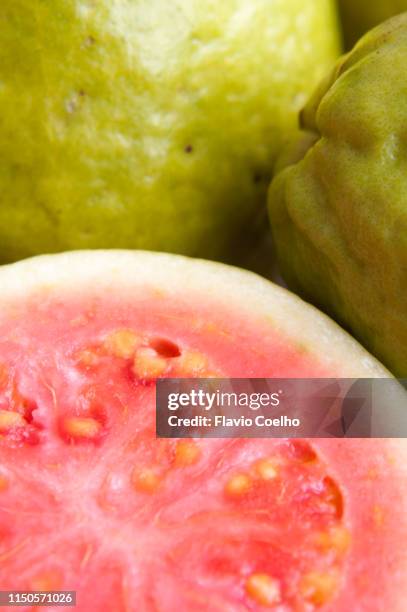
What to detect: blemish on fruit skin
<box><xmin>63</xmin><ymin>416</ymin><xmax>102</xmax><ymax>440</ymax></box>
<box><xmin>0</xmin><ymin>410</ymin><xmax>27</xmax><ymax>432</ymax></box>
<box><xmin>132</xmin><ymin>467</ymin><xmax>162</xmax><ymax>494</ymax></box>
<box><xmin>174</xmin><ymin>440</ymin><xmax>201</xmax><ymax>467</ymax></box>
<box><xmin>65</xmin><ymin>90</ymin><xmax>88</xmax><ymax>116</ymax></box>
<box><xmin>83</xmin><ymin>35</ymin><xmax>96</xmax><ymax>48</ymax></box>
<box><xmin>245</xmin><ymin>573</ymin><xmax>281</xmax><ymax>607</ymax></box>
<box><xmin>300</xmin><ymin>571</ymin><xmax>338</xmax><ymax>606</ymax></box>
<box><xmin>65</xmin><ymin>98</ymin><xmax>77</xmax><ymax>115</ymax></box>
<box><xmin>133</xmin><ymin>347</ymin><xmax>168</xmax><ymax>380</ymax></box>
<box><xmin>104</xmin><ymin>329</ymin><xmax>142</xmax><ymax>359</ymax></box>
<box><xmin>225</xmin><ymin>473</ymin><xmax>252</xmax><ymax>497</ymax></box>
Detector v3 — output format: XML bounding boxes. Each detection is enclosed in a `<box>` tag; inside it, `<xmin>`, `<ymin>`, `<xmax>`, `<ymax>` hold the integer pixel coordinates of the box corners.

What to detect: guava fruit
<box><xmin>268</xmin><ymin>14</ymin><xmax>407</xmax><ymax>378</ymax></box>
<box><xmin>339</xmin><ymin>0</ymin><xmax>407</xmax><ymax>47</ymax></box>
<box><xmin>0</xmin><ymin>0</ymin><xmax>339</xmax><ymax>265</ymax></box>
<box><xmin>0</xmin><ymin>249</ymin><xmax>406</xmax><ymax>611</ymax></box>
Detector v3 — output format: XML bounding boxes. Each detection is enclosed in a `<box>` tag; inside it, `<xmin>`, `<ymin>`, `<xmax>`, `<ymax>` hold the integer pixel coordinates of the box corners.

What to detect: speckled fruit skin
<box><xmin>0</xmin><ymin>0</ymin><xmax>340</xmax><ymax>264</ymax></box>
<box><xmin>339</xmin><ymin>0</ymin><xmax>407</xmax><ymax>47</ymax></box>
<box><xmin>268</xmin><ymin>15</ymin><xmax>407</xmax><ymax>378</ymax></box>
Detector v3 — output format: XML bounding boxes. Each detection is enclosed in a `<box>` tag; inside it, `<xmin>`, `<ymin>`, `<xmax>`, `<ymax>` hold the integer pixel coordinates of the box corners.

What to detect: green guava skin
<box><xmin>268</xmin><ymin>15</ymin><xmax>407</xmax><ymax>377</ymax></box>
<box><xmin>0</xmin><ymin>0</ymin><xmax>340</xmax><ymax>264</ymax></box>
<box><xmin>339</xmin><ymin>0</ymin><xmax>407</xmax><ymax>47</ymax></box>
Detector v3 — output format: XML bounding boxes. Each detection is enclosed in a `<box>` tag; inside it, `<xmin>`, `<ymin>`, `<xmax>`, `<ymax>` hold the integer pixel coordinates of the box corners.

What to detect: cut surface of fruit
<box><xmin>0</xmin><ymin>251</ymin><xmax>405</xmax><ymax>612</ymax></box>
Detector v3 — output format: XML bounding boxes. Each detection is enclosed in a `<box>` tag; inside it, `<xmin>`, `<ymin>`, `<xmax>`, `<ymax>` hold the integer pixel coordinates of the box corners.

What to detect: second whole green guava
<box><xmin>0</xmin><ymin>0</ymin><xmax>339</xmax><ymax>264</ymax></box>
<box><xmin>268</xmin><ymin>14</ymin><xmax>407</xmax><ymax>377</ymax></box>
<box><xmin>338</xmin><ymin>0</ymin><xmax>407</xmax><ymax>47</ymax></box>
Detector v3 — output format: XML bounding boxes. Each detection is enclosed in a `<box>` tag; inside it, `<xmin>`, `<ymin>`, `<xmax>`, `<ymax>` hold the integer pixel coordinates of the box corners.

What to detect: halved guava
<box><xmin>0</xmin><ymin>251</ymin><xmax>405</xmax><ymax>611</ymax></box>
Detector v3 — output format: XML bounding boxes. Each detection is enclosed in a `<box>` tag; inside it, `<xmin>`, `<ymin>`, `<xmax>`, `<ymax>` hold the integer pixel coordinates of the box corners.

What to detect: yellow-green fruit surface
<box><xmin>339</xmin><ymin>0</ymin><xmax>407</xmax><ymax>47</ymax></box>
<box><xmin>0</xmin><ymin>0</ymin><xmax>339</xmax><ymax>264</ymax></box>
<box><xmin>268</xmin><ymin>15</ymin><xmax>407</xmax><ymax>377</ymax></box>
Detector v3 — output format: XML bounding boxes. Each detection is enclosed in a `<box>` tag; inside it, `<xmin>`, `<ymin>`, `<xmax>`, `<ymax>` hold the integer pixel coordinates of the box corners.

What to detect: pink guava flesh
<box><xmin>0</xmin><ymin>252</ymin><xmax>405</xmax><ymax>612</ymax></box>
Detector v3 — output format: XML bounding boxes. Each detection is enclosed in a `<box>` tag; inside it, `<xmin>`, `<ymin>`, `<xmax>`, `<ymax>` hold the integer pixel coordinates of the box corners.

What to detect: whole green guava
<box><xmin>339</xmin><ymin>0</ymin><xmax>407</xmax><ymax>47</ymax></box>
<box><xmin>268</xmin><ymin>14</ymin><xmax>407</xmax><ymax>377</ymax></box>
<box><xmin>0</xmin><ymin>0</ymin><xmax>339</xmax><ymax>264</ymax></box>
